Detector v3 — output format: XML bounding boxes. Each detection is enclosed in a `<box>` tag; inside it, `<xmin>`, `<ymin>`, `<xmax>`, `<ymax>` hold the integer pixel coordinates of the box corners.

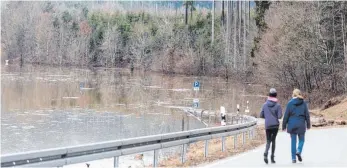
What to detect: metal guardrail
<box><xmin>1</xmin><ymin>115</ymin><xmax>257</xmax><ymax>168</ymax></box>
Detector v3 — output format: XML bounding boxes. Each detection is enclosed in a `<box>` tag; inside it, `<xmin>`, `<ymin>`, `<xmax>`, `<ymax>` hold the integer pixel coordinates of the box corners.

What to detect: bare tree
<box><xmin>233</xmin><ymin>1</ymin><xmax>237</xmax><ymax>69</ymax></box>
<box><xmin>211</xmin><ymin>0</ymin><xmax>215</xmax><ymax>45</ymax></box>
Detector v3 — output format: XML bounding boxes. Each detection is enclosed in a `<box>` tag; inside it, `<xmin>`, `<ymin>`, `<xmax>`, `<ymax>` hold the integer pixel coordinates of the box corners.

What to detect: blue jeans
<box><xmin>290</xmin><ymin>133</ymin><xmax>305</xmax><ymax>160</ymax></box>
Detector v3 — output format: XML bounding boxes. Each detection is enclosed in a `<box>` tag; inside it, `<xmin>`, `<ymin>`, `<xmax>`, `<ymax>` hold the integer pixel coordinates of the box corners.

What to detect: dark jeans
<box><xmin>264</xmin><ymin>128</ymin><xmax>279</xmax><ymax>156</ymax></box>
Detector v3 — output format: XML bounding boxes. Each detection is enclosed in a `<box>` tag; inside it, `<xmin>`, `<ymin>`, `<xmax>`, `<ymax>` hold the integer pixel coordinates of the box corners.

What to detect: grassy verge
<box><xmin>155</xmin><ymin>127</ymin><xmax>266</xmax><ymax>167</ymax></box>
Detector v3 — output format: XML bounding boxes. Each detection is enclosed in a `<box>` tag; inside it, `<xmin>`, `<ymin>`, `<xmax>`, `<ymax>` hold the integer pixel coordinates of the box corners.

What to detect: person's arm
<box><xmin>260</xmin><ymin>105</ymin><xmax>265</xmax><ymax>119</ymax></box>
<box><xmin>305</xmin><ymin>102</ymin><xmax>311</xmax><ymax>129</ymax></box>
<box><xmin>277</xmin><ymin>104</ymin><xmax>283</xmax><ymax>119</ymax></box>
<box><xmin>282</xmin><ymin>103</ymin><xmax>290</xmax><ymax>130</ymax></box>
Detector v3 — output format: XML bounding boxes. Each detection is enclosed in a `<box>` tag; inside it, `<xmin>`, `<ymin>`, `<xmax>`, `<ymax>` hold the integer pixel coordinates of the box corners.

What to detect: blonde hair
<box><xmin>292</xmin><ymin>89</ymin><xmax>303</xmax><ymax>99</ymax></box>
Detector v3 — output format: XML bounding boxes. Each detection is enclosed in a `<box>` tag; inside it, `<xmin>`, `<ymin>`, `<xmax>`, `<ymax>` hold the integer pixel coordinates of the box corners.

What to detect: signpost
<box><xmin>193</xmin><ymin>81</ymin><xmax>200</xmax><ymax>108</ymax></box>
<box><xmin>220</xmin><ymin>106</ymin><xmax>226</xmax><ymax>126</ymax></box>
<box><xmin>193</xmin><ymin>81</ymin><xmax>200</xmax><ymax>91</ymax></box>
<box><xmin>193</xmin><ymin>99</ymin><xmax>199</xmax><ymax>108</ymax></box>
<box><xmin>245</xmin><ymin>101</ymin><xmax>250</xmax><ymax>113</ymax></box>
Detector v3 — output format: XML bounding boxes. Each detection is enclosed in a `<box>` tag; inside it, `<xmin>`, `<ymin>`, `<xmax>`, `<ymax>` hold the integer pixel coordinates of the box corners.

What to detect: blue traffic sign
<box><xmin>194</xmin><ymin>81</ymin><xmax>200</xmax><ymax>88</ymax></box>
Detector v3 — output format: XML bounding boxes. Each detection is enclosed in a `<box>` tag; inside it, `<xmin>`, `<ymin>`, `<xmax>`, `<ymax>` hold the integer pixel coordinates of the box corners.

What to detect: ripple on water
<box><xmin>33</xmin><ymin>113</ymin><xmax>49</xmax><ymax>116</ymax></box>
<box><xmin>22</xmin><ymin>126</ymin><xmax>35</xmax><ymax>130</ymax></box>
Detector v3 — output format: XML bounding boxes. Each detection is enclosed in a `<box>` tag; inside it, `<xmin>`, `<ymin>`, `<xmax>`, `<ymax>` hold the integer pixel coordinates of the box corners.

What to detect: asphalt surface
<box><xmin>203</xmin><ymin>127</ymin><xmax>347</xmax><ymax>167</ymax></box>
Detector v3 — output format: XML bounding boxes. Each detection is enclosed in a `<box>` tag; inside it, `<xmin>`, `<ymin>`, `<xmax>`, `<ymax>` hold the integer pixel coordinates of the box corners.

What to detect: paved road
<box><xmin>203</xmin><ymin>127</ymin><xmax>347</xmax><ymax>167</ymax></box>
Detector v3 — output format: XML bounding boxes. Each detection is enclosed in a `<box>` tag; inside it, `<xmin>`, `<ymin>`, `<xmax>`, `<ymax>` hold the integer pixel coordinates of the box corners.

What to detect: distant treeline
<box><xmin>1</xmin><ymin>1</ymin><xmax>255</xmax><ymax>78</ymax></box>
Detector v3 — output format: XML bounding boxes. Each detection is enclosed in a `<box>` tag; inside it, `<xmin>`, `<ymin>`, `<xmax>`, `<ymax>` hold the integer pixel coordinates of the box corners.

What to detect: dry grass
<box><xmin>318</xmin><ymin>97</ymin><xmax>347</xmax><ymax>121</ymax></box>
<box><xmin>155</xmin><ymin>127</ymin><xmax>266</xmax><ymax>167</ymax></box>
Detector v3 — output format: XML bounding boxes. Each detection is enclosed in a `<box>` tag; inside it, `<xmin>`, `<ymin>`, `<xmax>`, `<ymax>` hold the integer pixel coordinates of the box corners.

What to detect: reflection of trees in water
<box><xmin>3</xmin><ymin>66</ymin><xmax>266</xmax><ymax>130</ymax></box>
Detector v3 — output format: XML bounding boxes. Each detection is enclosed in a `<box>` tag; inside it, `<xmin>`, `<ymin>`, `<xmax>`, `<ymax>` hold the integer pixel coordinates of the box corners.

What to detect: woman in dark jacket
<box><xmin>260</xmin><ymin>88</ymin><xmax>283</xmax><ymax>164</ymax></box>
<box><xmin>282</xmin><ymin>89</ymin><xmax>311</xmax><ymax>163</ymax></box>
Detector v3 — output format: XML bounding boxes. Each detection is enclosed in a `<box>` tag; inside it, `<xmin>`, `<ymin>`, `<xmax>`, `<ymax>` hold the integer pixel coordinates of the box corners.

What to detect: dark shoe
<box><xmin>296</xmin><ymin>153</ymin><xmax>302</xmax><ymax>162</ymax></box>
<box><xmin>264</xmin><ymin>153</ymin><xmax>268</xmax><ymax>164</ymax></box>
<box><xmin>271</xmin><ymin>155</ymin><xmax>276</xmax><ymax>164</ymax></box>
<box><xmin>292</xmin><ymin>160</ymin><xmax>297</xmax><ymax>163</ymax></box>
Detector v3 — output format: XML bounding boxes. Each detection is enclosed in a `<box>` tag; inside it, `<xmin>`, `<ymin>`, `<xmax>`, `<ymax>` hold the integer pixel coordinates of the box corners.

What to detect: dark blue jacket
<box><xmin>260</xmin><ymin>99</ymin><xmax>283</xmax><ymax>129</ymax></box>
<box><xmin>282</xmin><ymin>98</ymin><xmax>311</xmax><ymax>134</ymax></box>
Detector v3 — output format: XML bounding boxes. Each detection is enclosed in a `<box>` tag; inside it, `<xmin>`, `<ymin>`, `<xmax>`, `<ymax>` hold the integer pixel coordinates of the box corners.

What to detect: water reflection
<box><xmin>1</xmin><ymin>65</ymin><xmax>265</xmax><ymax>154</ymax></box>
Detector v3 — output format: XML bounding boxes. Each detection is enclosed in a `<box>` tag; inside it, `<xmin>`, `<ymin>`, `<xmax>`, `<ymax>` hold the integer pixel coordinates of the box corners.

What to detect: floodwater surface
<box><xmin>1</xmin><ymin>65</ymin><xmax>265</xmax><ymax>154</ymax></box>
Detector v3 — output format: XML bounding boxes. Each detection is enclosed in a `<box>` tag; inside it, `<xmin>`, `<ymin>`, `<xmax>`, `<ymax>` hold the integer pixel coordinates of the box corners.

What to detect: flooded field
<box><xmin>1</xmin><ymin>65</ymin><xmax>266</xmax><ymax>155</ymax></box>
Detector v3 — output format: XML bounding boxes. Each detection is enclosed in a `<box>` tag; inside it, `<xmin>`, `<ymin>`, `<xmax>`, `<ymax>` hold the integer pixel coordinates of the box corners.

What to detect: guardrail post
<box><xmin>234</xmin><ymin>135</ymin><xmax>237</xmax><ymax>149</ymax></box>
<box><xmin>252</xmin><ymin>129</ymin><xmax>255</xmax><ymax>139</ymax></box>
<box><xmin>181</xmin><ymin>144</ymin><xmax>187</xmax><ymax>163</ymax></box>
<box><xmin>222</xmin><ymin>137</ymin><xmax>226</xmax><ymax>152</ymax></box>
<box><xmin>204</xmin><ymin>140</ymin><xmax>208</xmax><ymax>157</ymax></box>
<box><xmin>153</xmin><ymin>150</ymin><xmax>158</xmax><ymax>167</ymax></box>
<box><xmin>113</xmin><ymin>156</ymin><xmax>119</xmax><ymax>168</ymax></box>
<box><xmin>242</xmin><ymin>132</ymin><xmax>245</xmax><ymax>145</ymax></box>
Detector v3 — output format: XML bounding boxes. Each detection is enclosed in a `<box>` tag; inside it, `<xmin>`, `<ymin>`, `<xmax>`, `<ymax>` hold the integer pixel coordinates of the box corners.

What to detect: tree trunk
<box><xmin>226</xmin><ymin>1</ymin><xmax>230</xmax><ymax>65</ymax></box>
<box><xmin>341</xmin><ymin>7</ymin><xmax>347</xmax><ymax>92</ymax></box>
<box><xmin>107</xmin><ymin>20</ymin><xmax>110</xmax><ymax>67</ymax></box>
<box><xmin>190</xmin><ymin>5</ymin><xmax>193</xmax><ymax>23</ymax></box>
<box><xmin>185</xmin><ymin>1</ymin><xmax>188</xmax><ymax>25</ymax></box>
<box><xmin>60</xmin><ymin>26</ymin><xmax>64</xmax><ymax>66</ymax></box>
<box><xmin>221</xmin><ymin>1</ymin><xmax>225</xmax><ymax>26</ymax></box>
<box><xmin>212</xmin><ymin>0</ymin><xmax>215</xmax><ymax>45</ymax></box>
<box><xmin>243</xmin><ymin>1</ymin><xmax>247</xmax><ymax>69</ymax></box>
<box><xmin>233</xmin><ymin>1</ymin><xmax>237</xmax><ymax>69</ymax></box>
<box><xmin>342</xmin><ymin>10</ymin><xmax>346</xmax><ymax>71</ymax></box>
<box><xmin>248</xmin><ymin>1</ymin><xmax>250</xmax><ymax>31</ymax></box>
<box><xmin>237</xmin><ymin>1</ymin><xmax>241</xmax><ymax>70</ymax></box>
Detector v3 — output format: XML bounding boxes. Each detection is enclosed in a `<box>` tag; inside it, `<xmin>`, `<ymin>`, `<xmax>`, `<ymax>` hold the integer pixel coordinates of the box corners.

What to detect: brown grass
<box><xmin>154</xmin><ymin>127</ymin><xmax>266</xmax><ymax>167</ymax></box>
<box><xmin>318</xmin><ymin>97</ymin><xmax>347</xmax><ymax>121</ymax></box>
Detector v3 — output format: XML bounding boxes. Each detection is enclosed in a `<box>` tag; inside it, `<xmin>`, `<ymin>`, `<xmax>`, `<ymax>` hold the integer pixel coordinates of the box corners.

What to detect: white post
<box><xmin>153</xmin><ymin>150</ymin><xmax>158</xmax><ymax>167</ymax></box>
<box><xmin>245</xmin><ymin>100</ymin><xmax>250</xmax><ymax>113</ymax></box>
<box><xmin>5</xmin><ymin>60</ymin><xmax>9</xmax><ymax>65</ymax></box>
<box><xmin>242</xmin><ymin>132</ymin><xmax>245</xmax><ymax>145</ymax></box>
<box><xmin>237</xmin><ymin>104</ymin><xmax>240</xmax><ymax>124</ymax></box>
<box><xmin>181</xmin><ymin>144</ymin><xmax>187</xmax><ymax>163</ymax></box>
<box><xmin>222</xmin><ymin>137</ymin><xmax>226</xmax><ymax>152</ymax></box>
<box><xmin>220</xmin><ymin>106</ymin><xmax>226</xmax><ymax>126</ymax></box>
<box><xmin>113</xmin><ymin>157</ymin><xmax>119</xmax><ymax>168</ymax></box>
<box><xmin>204</xmin><ymin>140</ymin><xmax>208</xmax><ymax>157</ymax></box>
<box><xmin>234</xmin><ymin>135</ymin><xmax>237</xmax><ymax>149</ymax></box>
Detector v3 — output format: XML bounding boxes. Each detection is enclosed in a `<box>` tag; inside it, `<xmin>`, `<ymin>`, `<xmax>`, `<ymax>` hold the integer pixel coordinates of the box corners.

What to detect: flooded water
<box><xmin>1</xmin><ymin>65</ymin><xmax>266</xmax><ymax>155</ymax></box>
